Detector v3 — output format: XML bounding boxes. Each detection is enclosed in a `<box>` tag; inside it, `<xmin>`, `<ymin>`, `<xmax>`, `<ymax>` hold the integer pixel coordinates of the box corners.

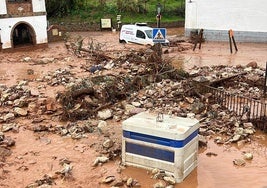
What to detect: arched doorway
<box><xmin>11</xmin><ymin>22</ymin><xmax>36</xmax><ymax>48</ymax></box>
<box><xmin>0</xmin><ymin>34</ymin><xmax>2</xmax><ymax>51</ymax></box>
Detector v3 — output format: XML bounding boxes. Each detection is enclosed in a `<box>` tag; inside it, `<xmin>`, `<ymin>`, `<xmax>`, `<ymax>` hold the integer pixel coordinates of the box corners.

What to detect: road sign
<box><xmin>153</xmin><ymin>28</ymin><xmax>166</xmax><ymax>43</ymax></box>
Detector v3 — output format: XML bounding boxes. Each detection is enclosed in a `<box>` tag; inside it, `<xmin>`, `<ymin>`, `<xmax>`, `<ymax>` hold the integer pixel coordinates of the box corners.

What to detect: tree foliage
<box><xmin>46</xmin><ymin>0</ymin><xmax>89</xmax><ymax>17</ymax></box>
<box><xmin>45</xmin><ymin>0</ymin><xmax>185</xmax><ymax>20</ymax></box>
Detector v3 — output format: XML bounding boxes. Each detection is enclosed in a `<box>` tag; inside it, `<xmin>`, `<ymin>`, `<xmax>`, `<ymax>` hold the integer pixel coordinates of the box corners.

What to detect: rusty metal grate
<box><xmin>201</xmin><ymin>84</ymin><xmax>267</xmax><ymax>131</ymax></box>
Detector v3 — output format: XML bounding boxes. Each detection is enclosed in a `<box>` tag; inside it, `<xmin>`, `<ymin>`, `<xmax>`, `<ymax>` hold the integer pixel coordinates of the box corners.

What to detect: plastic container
<box><xmin>121</xmin><ymin>111</ymin><xmax>199</xmax><ymax>183</ymax></box>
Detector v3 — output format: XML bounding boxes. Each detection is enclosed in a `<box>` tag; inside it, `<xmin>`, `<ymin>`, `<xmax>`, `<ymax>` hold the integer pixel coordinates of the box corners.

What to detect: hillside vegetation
<box><xmin>46</xmin><ymin>0</ymin><xmax>185</xmax><ymax>24</ymax></box>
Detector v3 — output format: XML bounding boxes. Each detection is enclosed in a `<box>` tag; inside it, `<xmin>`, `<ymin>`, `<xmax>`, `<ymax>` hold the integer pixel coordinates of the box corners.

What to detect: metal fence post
<box><xmin>264</xmin><ymin>62</ymin><xmax>267</xmax><ymax>98</ymax></box>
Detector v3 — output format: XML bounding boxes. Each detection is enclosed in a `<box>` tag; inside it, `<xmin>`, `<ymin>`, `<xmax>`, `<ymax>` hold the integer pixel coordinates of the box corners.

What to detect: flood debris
<box><xmin>0</xmin><ymin>132</ymin><xmax>15</xmax><ymax>162</ymax></box>
<box><xmin>26</xmin><ymin>174</ymin><xmax>55</xmax><ymax>188</ymax></box>
<box><xmin>0</xmin><ymin>33</ymin><xmax>267</xmax><ymax>187</ymax></box>
<box><xmin>55</xmin><ymin>158</ymin><xmax>73</xmax><ymax>180</ymax></box>
<box><xmin>243</xmin><ymin>152</ymin><xmax>253</xmax><ymax>160</ymax></box>
<box><xmin>233</xmin><ymin>158</ymin><xmax>246</xmax><ymax>166</ymax></box>
<box><xmin>92</xmin><ymin>156</ymin><xmax>109</xmax><ymax>167</ymax></box>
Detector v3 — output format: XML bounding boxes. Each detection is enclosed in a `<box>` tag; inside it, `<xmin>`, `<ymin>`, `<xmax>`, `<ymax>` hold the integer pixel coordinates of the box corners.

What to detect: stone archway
<box><xmin>11</xmin><ymin>22</ymin><xmax>36</xmax><ymax>48</ymax></box>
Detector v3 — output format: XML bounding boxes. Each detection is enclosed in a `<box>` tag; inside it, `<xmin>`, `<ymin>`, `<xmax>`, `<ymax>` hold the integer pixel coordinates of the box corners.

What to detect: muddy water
<box><xmin>166</xmin><ymin>27</ymin><xmax>267</xmax><ymax>70</ymax></box>
<box><xmin>122</xmin><ymin>131</ymin><xmax>267</xmax><ymax>188</ymax></box>
<box><xmin>170</xmin><ymin>41</ymin><xmax>267</xmax><ymax>71</ymax></box>
<box><xmin>2</xmin><ymin>127</ymin><xmax>119</xmax><ymax>188</ymax></box>
<box><xmin>1</xmin><ymin>29</ymin><xmax>267</xmax><ymax>188</ymax></box>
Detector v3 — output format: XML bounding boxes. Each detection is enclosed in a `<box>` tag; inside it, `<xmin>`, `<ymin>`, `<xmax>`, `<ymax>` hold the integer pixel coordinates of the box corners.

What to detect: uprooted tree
<box><xmin>57</xmin><ymin>38</ymin><xmax>189</xmax><ymax>121</ymax></box>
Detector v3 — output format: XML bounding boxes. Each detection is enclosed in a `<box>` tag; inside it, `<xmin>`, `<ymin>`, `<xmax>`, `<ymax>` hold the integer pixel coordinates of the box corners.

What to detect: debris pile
<box><xmin>0</xmin><ymin>35</ymin><xmax>266</xmax><ymax>187</ymax></box>
<box><xmin>0</xmin><ymin>132</ymin><xmax>15</xmax><ymax>162</ymax></box>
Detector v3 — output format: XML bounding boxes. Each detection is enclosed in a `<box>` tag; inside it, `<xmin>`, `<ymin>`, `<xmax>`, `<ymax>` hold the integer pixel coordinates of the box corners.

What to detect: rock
<box><xmin>243</xmin><ymin>122</ymin><xmax>254</xmax><ymax>129</ymax></box>
<box><xmin>0</xmin><ymin>147</ymin><xmax>12</xmax><ymax>158</ymax></box>
<box><xmin>28</xmin><ymin>102</ymin><xmax>38</xmax><ymax>113</ymax></box>
<box><xmin>4</xmin><ymin>113</ymin><xmax>15</xmax><ymax>122</ymax></box>
<box><xmin>1</xmin><ymin>123</ymin><xmax>18</xmax><ymax>132</ymax></box>
<box><xmin>243</xmin><ymin>153</ymin><xmax>253</xmax><ymax>160</ymax></box>
<box><xmin>233</xmin><ymin>159</ymin><xmax>246</xmax><ymax>166</ymax></box>
<box><xmin>232</xmin><ymin>134</ymin><xmax>241</xmax><ymax>142</ymax></box>
<box><xmin>23</xmin><ymin>57</ymin><xmax>32</xmax><ymax>62</ymax></box>
<box><xmin>163</xmin><ymin>176</ymin><xmax>176</xmax><ymax>185</ymax></box>
<box><xmin>131</xmin><ymin>101</ymin><xmax>141</xmax><ymax>107</ymax></box>
<box><xmin>244</xmin><ymin>66</ymin><xmax>253</xmax><ymax>72</ymax></box>
<box><xmin>129</xmin><ymin>107</ymin><xmax>145</xmax><ymax>115</ymax></box>
<box><xmin>28</xmin><ymin>159</ymin><xmax>37</xmax><ymax>165</ymax></box>
<box><xmin>206</xmin><ymin>152</ymin><xmax>218</xmax><ymax>157</ymax></box>
<box><xmin>144</xmin><ymin>102</ymin><xmax>154</xmax><ymax>108</ymax></box>
<box><xmin>97</xmin><ymin>120</ymin><xmax>109</xmax><ymax>134</ymax></box>
<box><xmin>104</xmin><ymin>60</ymin><xmax>114</xmax><ymax>70</ymax></box>
<box><xmin>214</xmin><ymin>136</ymin><xmax>224</xmax><ymax>144</ymax></box>
<box><xmin>102</xmin><ymin>139</ymin><xmax>114</xmax><ymax>149</ymax></box>
<box><xmin>126</xmin><ymin>178</ymin><xmax>133</xmax><ymax>187</ymax></box>
<box><xmin>30</xmin><ymin>88</ymin><xmax>40</xmax><ymax>96</ymax></box>
<box><xmin>89</xmin><ymin>65</ymin><xmax>102</xmax><ymax>73</ymax></box>
<box><xmin>191</xmin><ymin>101</ymin><xmax>205</xmax><ymax>114</ymax></box>
<box><xmin>92</xmin><ymin>156</ymin><xmax>109</xmax><ymax>166</ymax></box>
<box><xmin>151</xmin><ymin>168</ymin><xmax>160</xmax><ymax>175</ymax></box>
<box><xmin>186</xmin><ymin>112</ymin><xmax>195</xmax><ymax>118</ymax></box>
<box><xmin>13</xmin><ymin>98</ymin><xmax>26</xmax><ymax>107</ymax></box>
<box><xmin>221</xmin><ymin>72</ymin><xmax>229</xmax><ymax>78</ymax></box>
<box><xmin>124</xmin><ymin>103</ymin><xmax>136</xmax><ymax>113</ymax></box>
<box><xmin>166</xmin><ymin>186</ymin><xmax>175</xmax><ymax>188</ymax></box>
<box><xmin>39</xmin><ymin>57</ymin><xmax>55</xmax><ymax>64</ymax></box>
<box><xmin>27</xmin><ymin>69</ymin><xmax>34</xmax><ymax>75</ymax></box>
<box><xmin>153</xmin><ymin>181</ymin><xmax>167</xmax><ymax>188</ymax></box>
<box><xmin>244</xmin><ymin>128</ymin><xmax>255</xmax><ymax>135</ymax></box>
<box><xmin>14</xmin><ymin>107</ymin><xmax>28</xmax><ymax>116</ymax></box>
<box><xmin>198</xmin><ymin>135</ymin><xmax>207</xmax><ymax>147</ymax></box>
<box><xmin>234</xmin><ymin>127</ymin><xmax>244</xmax><ymax>135</ymax></box>
<box><xmin>38</xmin><ymin>185</ymin><xmax>52</xmax><ymax>188</ymax></box>
<box><xmin>218</xmin><ymin>111</ymin><xmax>226</xmax><ymax>117</ymax></box>
<box><xmin>97</xmin><ymin>109</ymin><xmax>112</xmax><ymax>120</ymax></box>
<box><xmin>0</xmin><ymin>132</ymin><xmax>4</xmax><ymax>141</ymax></box>
<box><xmin>211</xmin><ymin>104</ymin><xmax>220</xmax><ymax>110</ymax></box>
<box><xmin>102</xmin><ymin>175</ymin><xmax>116</xmax><ymax>183</ymax></box>
<box><xmin>1</xmin><ymin>136</ymin><xmax>15</xmax><ymax>147</ymax></box>
<box><xmin>110</xmin><ymin>179</ymin><xmax>124</xmax><ymax>187</ymax></box>
<box><xmin>25</xmin><ymin>183</ymin><xmax>39</xmax><ymax>188</ymax></box>
<box><xmin>185</xmin><ymin>97</ymin><xmax>194</xmax><ymax>104</ymax></box>
<box><xmin>193</xmin><ymin>76</ymin><xmax>209</xmax><ymax>83</ymax></box>
<box><xmin>246</xmin><ymin>61</ymin><xmax>257</xmax><ymax>68</ymax></box>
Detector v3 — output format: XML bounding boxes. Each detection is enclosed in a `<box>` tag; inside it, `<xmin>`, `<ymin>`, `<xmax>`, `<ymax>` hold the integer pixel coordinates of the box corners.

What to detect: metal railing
<box><xmin>201</xmin><ymin>85</ymin><xmax>267</xmax><ymax>131</ymax></box>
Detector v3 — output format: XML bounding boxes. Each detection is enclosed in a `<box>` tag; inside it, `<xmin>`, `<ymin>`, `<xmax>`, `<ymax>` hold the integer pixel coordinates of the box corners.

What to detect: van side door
<box><xmin>135</xmin><ymin>30</ymin><xmax>147</xmax><ymax>45</ymax></box>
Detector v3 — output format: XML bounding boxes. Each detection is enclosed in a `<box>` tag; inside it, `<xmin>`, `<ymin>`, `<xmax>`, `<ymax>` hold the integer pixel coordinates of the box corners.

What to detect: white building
<box><xmin>0</xmin><ymin>0</ymin><xmax>48</xmax><ymax>50</ymax></box>
<box><xmin>185</xmin><ymin>0</ymin><xmax>267</xmax><ymax>42</ymax></box>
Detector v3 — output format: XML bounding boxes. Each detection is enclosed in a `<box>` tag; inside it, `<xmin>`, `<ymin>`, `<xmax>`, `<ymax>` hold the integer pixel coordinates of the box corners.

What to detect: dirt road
<box><xmin>0</xmin><ymin>29</ymin><xmax>267</xmax><ymax>188</ymax></box>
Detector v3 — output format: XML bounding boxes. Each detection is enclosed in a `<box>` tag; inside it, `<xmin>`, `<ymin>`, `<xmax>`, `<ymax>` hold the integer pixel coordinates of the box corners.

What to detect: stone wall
<box><xmin>7</xmin><ymin>2</ymin><xmax>32</xmax><ymax>15</ymax></box>
<box><xmin>48</xmin><ymin>21</ymin><xmax>185</xmax><ymax>32</ymax></box>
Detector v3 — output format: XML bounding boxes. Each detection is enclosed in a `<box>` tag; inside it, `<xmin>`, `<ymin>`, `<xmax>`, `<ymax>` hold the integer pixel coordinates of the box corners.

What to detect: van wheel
<box><xmin>119</xmin><ymin>39</ymin><xmax>126</xmax><ymax>43</ymax></box>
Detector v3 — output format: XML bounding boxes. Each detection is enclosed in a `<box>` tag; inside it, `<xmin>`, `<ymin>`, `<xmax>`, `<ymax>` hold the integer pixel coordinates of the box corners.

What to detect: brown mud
<box><xmin>0</xmin><ymin>28</ymin><xmax>267</xmax><ymax>188</ymax></box>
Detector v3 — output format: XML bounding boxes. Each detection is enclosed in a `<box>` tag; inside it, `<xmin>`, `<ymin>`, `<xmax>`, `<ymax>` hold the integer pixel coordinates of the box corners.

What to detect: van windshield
<box><xmin>145</xmin><ymin>30</ymin><xmax>153</xmax><ymax>39</ymax></box>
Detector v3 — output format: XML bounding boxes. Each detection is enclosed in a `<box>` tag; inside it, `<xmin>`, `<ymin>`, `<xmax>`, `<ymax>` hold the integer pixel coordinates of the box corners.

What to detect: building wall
<box><xmin>0</xmin><ymin>15</ymin><xmax>48</xmax><ymax>49</ymax></box>
<box><xmin>0</xmin><ymin>0</ymin><xmax>7</xmax><ymax>15</ymax></box>
<box><xmin>6</xmin><ymin>2</ymin><xmax>32</xmax><ymax>15</ymax></box>
<box><xmin>185</xmin><ymin>0</ymin><xmax>267</xmax><ymax>42</ymax></box>
<box><xmin>32</xmin><ymin>0</ymin><xmax>46</xmax><ymax>12</ymax></box>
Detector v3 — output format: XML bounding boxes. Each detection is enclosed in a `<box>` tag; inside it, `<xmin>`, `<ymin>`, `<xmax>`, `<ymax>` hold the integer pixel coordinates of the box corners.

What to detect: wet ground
<box><xmin>0</xmin><ymin>28</ymin><xmax>267</xmax><ymax>188</ymax></box>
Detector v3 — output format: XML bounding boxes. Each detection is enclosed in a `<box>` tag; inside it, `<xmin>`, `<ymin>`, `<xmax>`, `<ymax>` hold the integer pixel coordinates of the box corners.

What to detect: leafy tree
<box><xmin>45</xmin><ymin>0</ymin><xmax>73</xmax><ymax>17</ymax></box>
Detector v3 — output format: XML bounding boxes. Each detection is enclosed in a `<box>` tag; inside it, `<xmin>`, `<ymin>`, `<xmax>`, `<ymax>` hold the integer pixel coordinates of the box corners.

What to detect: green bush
<box><xmin>47</xmin><ymin>0</ymin><xmax>185</xmax><ymax>23</ymax></box>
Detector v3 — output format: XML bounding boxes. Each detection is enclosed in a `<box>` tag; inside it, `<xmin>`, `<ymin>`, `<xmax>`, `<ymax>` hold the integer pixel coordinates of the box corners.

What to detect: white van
<box><xmin>119</xmin><ymin>23</ymin><xmax>157</xmax><ymax>45</ymax></box>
